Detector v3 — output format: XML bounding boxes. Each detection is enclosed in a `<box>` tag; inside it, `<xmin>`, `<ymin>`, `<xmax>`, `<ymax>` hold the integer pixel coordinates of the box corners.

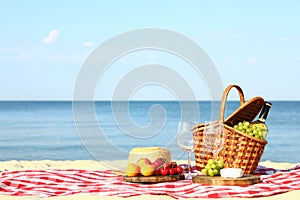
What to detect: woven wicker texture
<box><xmin>193</xmin><ymin>85</ymin><xmax>267</xmax><ymax>174</ymax></box>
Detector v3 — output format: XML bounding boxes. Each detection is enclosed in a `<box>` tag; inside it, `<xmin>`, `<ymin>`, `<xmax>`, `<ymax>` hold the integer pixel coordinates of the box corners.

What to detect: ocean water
<box><xmin>0</xmin><ymin>101</ymin><xmax>299</xmax><ymax>163</ymax></box>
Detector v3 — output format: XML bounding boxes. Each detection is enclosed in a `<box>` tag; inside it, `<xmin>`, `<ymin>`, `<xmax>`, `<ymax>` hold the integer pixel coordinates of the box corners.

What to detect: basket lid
<box><xmin>224</xmin><ymin>96</ymin><xmax>264</xmax><ymax>126</ymax></box>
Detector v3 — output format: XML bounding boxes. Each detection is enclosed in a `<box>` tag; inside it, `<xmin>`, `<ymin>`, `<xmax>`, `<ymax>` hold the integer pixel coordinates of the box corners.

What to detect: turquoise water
<box><xmin>0</xmin><ymin>101</ymin><xmax>299</xmax><ymax>163</ymax></box>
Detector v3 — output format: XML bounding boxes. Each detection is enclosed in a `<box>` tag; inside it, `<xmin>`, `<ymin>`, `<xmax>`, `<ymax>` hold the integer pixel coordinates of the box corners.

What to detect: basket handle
<box><xmin>219</xmin><ymin>85</ymin><xmax>245</xmax><ymax>122</ymax></box>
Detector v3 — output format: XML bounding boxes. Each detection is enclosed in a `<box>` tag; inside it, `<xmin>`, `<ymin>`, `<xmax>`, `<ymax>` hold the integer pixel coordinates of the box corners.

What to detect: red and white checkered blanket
<box><xmin>0</xmin><ymin>165</ymin><xmax>299</xmax><ymax>198</ymax></box>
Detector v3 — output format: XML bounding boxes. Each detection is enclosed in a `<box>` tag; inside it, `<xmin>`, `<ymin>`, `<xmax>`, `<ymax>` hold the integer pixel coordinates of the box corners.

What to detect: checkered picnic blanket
<box><xmin>0</xmin><ymin>165</ymin><xmax>299</xmax><ymax>198</ymax></box>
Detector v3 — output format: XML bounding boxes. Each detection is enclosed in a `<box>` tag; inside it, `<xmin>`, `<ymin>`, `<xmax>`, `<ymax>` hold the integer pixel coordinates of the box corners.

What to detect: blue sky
<box><xmin>1</xmin><ymin>0</ymin><xmax>300</xmax><ymax>100</ymax></box>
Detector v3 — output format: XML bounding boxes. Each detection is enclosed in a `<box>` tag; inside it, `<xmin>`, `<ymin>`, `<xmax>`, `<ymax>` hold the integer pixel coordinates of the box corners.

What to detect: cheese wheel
<box><xmin>220</xmin><ymin>168</ymin><xmax>243</xmax><ymax>178</ymax></box>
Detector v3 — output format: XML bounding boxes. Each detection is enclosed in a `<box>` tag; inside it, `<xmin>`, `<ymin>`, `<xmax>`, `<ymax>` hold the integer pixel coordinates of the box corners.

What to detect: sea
<box><xmin>0</xmin><ymin>101</ymin><xmax>299</xmax><ymax>163</ymax></box>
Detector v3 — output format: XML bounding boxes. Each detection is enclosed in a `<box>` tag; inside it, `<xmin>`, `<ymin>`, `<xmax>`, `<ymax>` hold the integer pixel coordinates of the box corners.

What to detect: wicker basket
<box><xmin>193</xmin><ymin>85</ymin><xmax>268</xmax><ymax>175</ymax></box>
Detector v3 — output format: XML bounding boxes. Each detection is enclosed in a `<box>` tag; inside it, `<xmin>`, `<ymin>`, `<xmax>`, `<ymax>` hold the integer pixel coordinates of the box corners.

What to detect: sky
<box><xmin>0</xmin><ymin>0</ymin><xmax>300</xmax><ymax>101</ymax></box>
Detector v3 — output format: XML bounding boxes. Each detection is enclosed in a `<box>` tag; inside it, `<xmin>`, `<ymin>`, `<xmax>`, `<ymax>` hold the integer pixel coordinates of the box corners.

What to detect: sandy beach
<box><xmin>0</xmin><ymin>160</ymin><xmax>299</xmax><ymax>200</ymax></box>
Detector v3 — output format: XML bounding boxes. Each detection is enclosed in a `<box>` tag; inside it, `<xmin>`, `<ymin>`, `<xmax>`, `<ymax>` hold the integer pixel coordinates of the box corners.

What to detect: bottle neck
<box><xmin>258</xmin><ymin>102</ymin><xmax>272</xmax><ymax>123</ymax></box>
<box><xmin>257</xmin><ymin>117</ymin><xmax>266</xmax><ymax>123</ymax></box>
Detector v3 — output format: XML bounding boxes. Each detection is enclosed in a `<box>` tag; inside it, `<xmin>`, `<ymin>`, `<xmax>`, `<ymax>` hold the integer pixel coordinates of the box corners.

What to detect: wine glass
<box><xmin>203</xmin><ymin>121</ymin><xmax>225</xmax><ymax>160</ymax></box>
<box><xmin>177</xmin><ymin>121</ymin><xmax>198</xmax><ymax>179</ymax></box>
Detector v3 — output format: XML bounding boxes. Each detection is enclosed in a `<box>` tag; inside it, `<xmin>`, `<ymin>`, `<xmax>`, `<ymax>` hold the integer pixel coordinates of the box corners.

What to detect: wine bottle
<box><xmin>251</xmin><ymin>101</ymin><xmax>272</xmax><ymax>139</ymax></box>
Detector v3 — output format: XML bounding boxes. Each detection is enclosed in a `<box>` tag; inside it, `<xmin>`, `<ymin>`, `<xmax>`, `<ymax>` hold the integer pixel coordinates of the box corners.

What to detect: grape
<box><xmin>202</xmin><ymin>159</ymin><xmax>224</xmax><ymax>177</ymax></box>
<box><xmin>246</xmin><ymin>128</ymin><xmax>252</xmax><ymax>133</ymax></box>
<box><xmin>213</xmin><ymin>169</ymin><xmax>219</xmax><ymax>175</ymax></box>
<box><xmin>201</xmin><ymin>168</ymin><xmax>207</xmax><ymax>175</ymax></box>
<box><xmin>232</xmin><ymin>121</ymin><xmax>266</xmax><ymax>140</ymax></box>
<box><xmin>259</xmin><ymin>136</ymin><xmax>264</xmax><ymax>140</ymax></box>
<box><xmin>210</xmin><ymin>163</ymin><xmax>216</xmax><ymax>169</ymax></box>
<box><xmin>205</xmin><ymin>164</ymin><xmax>211</xmax><ymax>170</ymax></box>
<box><xmin>208</xmin><ymin>169</ymin><xmax>214</xmax><ymax>176</ymax></box>
<box><xmin>208</xmin><ymin>159</ymin><xmax>215</xmax><ymax>165</ymax></box>
<box><xmin>217</xmin><ymin>160</ymin><xmax>224</xmax><ymax>168</ymax></box>
<box><xmin>243</xmin><ymin>121</ymin><xmax>250</xmax><ymax>127</ymax></box>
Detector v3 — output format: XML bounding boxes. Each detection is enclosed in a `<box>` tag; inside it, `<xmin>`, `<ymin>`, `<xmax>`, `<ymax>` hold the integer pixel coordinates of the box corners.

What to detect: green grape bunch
<box><xmin>233</xmin><ymin>121</ymin><xmax>266</xmax><ymax>140</ymax></box>
<box><xmin>201</xmin><ymin>159</ymin><xmax>224</xmax><ymax>177</ymax></box>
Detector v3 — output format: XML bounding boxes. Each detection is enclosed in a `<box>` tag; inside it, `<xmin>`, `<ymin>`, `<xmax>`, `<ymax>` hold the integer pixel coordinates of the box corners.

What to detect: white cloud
<box><xmin>246</xmin><ymin>57</ymin><xmax>257</xmax><ymax>64</ymax></box>
<box><xmin>82</xmin><ymin>41</ymin><xmax>94</xmax><ymax>47</ymax></box>
<box><xmin>280</xmin><ymin>37</ymin><xmax>290</xmax><ymax>42</ymax></box>
<box><xmin>42</xmin><ymin>30</ymin><xmax>59</xmax><ymax>43</ymax></box>
<box><xmin>279</xmin><ymin>37</ymin><xmax>299</xmax><ymax>43</ymax></box>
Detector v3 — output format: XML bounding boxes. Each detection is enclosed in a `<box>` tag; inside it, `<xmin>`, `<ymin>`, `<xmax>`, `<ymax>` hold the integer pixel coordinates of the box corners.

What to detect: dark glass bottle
<box><xmin>251</xmin><ymin>101</ymin><xmax>272</xmax><ymax>139</ymax></box>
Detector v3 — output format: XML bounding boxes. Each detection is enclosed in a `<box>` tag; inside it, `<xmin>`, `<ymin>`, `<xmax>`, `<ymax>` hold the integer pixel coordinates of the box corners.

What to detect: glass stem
<box><xmin>213</xmin><ymin>149</ymin><xmax>219</xmax><ymax>161</ymax></box>
<box><xmin>213</xmin><ymin>150</ymin><xmax>217</xmax><ymax>161</ymax></box>
<box><xmin>188</xmin><ymin>151</ymin><xmax>192</xmax><ymax>177</ymax></box>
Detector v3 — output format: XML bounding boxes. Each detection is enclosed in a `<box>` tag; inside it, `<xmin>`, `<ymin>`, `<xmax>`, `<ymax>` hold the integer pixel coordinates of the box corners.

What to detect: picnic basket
<box><xmin>193</xmin><ymin>85</ymin><xmax>268</xmax><ymax>175</ymax></box>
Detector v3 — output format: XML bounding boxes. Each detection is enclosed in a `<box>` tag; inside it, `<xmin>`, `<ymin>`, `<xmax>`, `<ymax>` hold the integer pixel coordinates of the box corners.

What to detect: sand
<box><xmin>0</xmin><ymin>160</ymin><xmax>299</xmax><ymax>200</ymax></box>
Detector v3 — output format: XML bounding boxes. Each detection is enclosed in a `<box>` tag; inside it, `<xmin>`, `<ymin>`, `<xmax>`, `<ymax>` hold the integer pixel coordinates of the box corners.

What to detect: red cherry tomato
<box><xmin>160</xmin><ymin>168</ymin><xmax>169</xmax><ymax>176</ymax></box>
<box><xmin>154</xmin><ymin>169</ymin><xmax>160</xmax><ymax>176</ymax></box>
<box><xmin>176</xmin><ymin>166</ymin><xmax>183</xmax><ymax>174</ymax></box>
<box><xmin>169</xmin><ymin>168</ymin><xmax>177</xmax><ymax>175</ymax></box>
